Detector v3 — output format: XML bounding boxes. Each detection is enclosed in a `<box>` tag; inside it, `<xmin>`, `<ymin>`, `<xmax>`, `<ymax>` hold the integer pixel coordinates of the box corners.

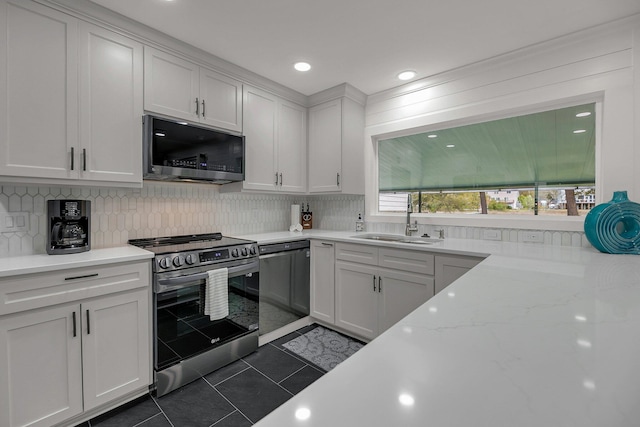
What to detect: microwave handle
<box><xmin>155</xmin><ymin>261</ymin><xmax>258</xmax><ymax>293</ymax></box>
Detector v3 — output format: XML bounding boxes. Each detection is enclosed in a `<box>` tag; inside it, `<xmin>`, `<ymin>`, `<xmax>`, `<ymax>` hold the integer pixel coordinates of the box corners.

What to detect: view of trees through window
<box><xmin>392</xmin><ymin>187</ymin><xmax>595</xmax><ymax>216</ymax></box>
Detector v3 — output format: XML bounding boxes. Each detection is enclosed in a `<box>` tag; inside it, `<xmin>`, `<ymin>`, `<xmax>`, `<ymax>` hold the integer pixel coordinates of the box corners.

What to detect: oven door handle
<box><xmin>155</xmin><ymin>261</ymin><xmax>258</xmax><ymax>293</ymax></box>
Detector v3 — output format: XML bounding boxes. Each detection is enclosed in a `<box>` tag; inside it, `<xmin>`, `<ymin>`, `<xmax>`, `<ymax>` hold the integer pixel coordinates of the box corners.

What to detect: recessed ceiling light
<box><xmin>576</xmin><ymin>112</ymin><xmax>591</xmax><ymax>117</ymax></box>
<box><xmin>446</xmin><ymin>144</ymin><xmax>455</xmax><ymax>148</ymax></box>
<box><xmin>427</xmin><ymin>134</ymin><xmax>437</xmax><ymax>138</ymax></box>
<box><xmin>294</xmin><ymin>62</ymin><xmax>311</xmax><ymax>72</ymax></box>
<box><xmin>177</xmin><ymin>122</ymin><xmax>188</xmax><ymax>125</ymax></box>
<box><xmin>155</xmin><ymin>132</ymin><xmax>166</xmax><ymax>137</ymax></box>
<box><xmin>397</xmin><ymin>70</ymin><xmax>416</xmax><ymax>81</ymax></box>
<box><xmin>573</xmin><ymin>129</ymin><xmax>586</xmax><ymax>134</ymax></box>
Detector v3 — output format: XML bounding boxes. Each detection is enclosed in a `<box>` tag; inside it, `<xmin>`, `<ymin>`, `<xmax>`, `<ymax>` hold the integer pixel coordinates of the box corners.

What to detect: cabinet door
<box><xmin>308</xmin><ymin>99</ymin><xmax>342</xmax><ymax>192</ymax></box>
<box><xmin>434</xmin><ymin>255</ymin><xmax>483</xmax><ymax>295</ymax></box>
<box><xmin>78</xmin><ymin>23</ymin><xmax>143</xmax><ymax>184</ymax></box>
<box><xmin>144</xmin><ymin>47</ymin><xmax>199</xmax><ymax>122</ymax></box>
<box><xmin>242</xmin><ymin>85</ymin><xmax>277</xmax><ymax>191</ymax></box>
<box><xmin>378</xmin><ymin>268</ymin><xmax>434</xmax><ymax>334</ymax></box>
<box><xmin>0</xmin><ymin>304</ymin><xmax>82</xmax><ymax>427</ymax></box>
<box><xmin>81</xmin><ymin>289</ymin><xmax>150</xmax><ymax>411</ymax></box>
<box><xmin>200</xmin><ymin>68</ymin><xmax>242</xmax><ymax>132</ymax></box>
<box><xmin>277</xmin><ymin>99</ymin><xmax>307</xmax><ymax>193</ymax></box>
<box><xmin>0</xmin><ymin>1</ymin><xmax>78</xmax><ymax>179</ymax></box>
<box><xmin>335</xmin><ymin>260</ymin><xmax>377</xmax><ymax>340</ymax></box>
<box><xmin>310</xmin><ymin>241</ymin><xmax>335</xmax><ymax>324</ymax></box>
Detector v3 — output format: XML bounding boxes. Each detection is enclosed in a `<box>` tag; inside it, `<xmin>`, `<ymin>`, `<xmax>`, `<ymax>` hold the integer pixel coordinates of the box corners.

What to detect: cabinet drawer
<box><xmin>0</xmin><ymin>261</ymin><xmax>150</xmax><ymax>316</ymax></box>
<box><xmin>378</xmin><ymin>248</ymin><xmax>434</xmax><ymax>275</ymax></box>
<box><xmin>335</xmin><ymin>243</ymin><xmax>378</xmax><ymax>265</ymax></box>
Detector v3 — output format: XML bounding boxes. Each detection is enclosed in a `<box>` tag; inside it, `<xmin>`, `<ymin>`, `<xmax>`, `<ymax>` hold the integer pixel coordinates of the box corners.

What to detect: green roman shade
<box><xmin>378</xmin><ymin>103</ymin><xmax>596</xmax><ymax>192</ymax></box>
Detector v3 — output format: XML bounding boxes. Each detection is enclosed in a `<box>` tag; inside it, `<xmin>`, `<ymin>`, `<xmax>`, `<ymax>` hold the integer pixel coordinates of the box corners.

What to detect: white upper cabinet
<box><xmin>144</xmin><ymin>47</ymin><xmax>242</xmax><ymax>133</ymax></box>
<box><xmin>0</xmin><ymin>0</ymin><xmax>78</xmax><ymax>181</ymax></box>
<box><xmin>0</xmin><ymin>1</ymin><xmax>143</xmax><ymax>187</ymax></box>
<box><xmin>78</xmin><ymin>22</ymin><xmax>143</xmax><ymax>184</ymax></box>
<box><xmin>224</xmin><ymin>85</ymin><xmax>305</xmax><ymax>193</ymax></box>
<box><xmin>308</xmin><ymin>95</ymin><xmax>365</xmax><ymax>194</ymax></box>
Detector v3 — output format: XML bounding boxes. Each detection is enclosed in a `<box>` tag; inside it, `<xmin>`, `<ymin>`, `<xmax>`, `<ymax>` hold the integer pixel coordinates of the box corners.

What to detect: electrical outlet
<box><xmin>483</xmin><ymin>229</ymin><xmax>501</xmax><ymax>241</ymax></box>
<box><xmin>522</xmin><ymin>231</ymin><xmax>544</xmax><ymax>243</ymax></box>
<box><xmin>0</xmin><ymin>212</ymin><xmax>29</xmax><ymax>233</ymax></box>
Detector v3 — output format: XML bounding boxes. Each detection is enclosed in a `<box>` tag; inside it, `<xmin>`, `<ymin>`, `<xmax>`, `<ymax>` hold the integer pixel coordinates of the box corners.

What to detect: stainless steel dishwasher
<box><xmin>258</xmin><ymin>240</ymin><xmax>310</xmax><ymax>335</ymax></box>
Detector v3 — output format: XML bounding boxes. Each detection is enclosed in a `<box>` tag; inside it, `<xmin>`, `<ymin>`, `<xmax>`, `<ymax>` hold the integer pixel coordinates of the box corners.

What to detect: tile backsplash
<box><xmin>0</xmin><ymin>183</ymin><xmax>364</xmax><ymax>256</ymax></box>
<box><xmin>0</xmin><ymin>183</ymin><xmax>588</xmax><ymax>257</ymax></box>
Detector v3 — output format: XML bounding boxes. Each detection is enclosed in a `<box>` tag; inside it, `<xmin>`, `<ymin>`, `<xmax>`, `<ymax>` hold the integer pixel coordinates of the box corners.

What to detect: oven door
<box><xmin>153</xmin><ymin>259</ymin><xmax>259</xmax><ymax>371</ymax></box>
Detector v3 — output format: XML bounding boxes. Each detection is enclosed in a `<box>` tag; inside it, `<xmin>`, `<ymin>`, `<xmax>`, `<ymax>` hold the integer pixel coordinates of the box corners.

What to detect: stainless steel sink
<box><xmin>351</xmin><ymin>233</ymin><xmax>442</xmax><ymax>245</ymax></box>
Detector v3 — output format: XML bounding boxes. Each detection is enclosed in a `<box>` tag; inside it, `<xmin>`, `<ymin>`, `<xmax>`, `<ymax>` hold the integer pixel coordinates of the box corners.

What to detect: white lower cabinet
<box><xmin>0</xmin><ymin>261</ymin><xmax>150</xmax><ymax>427</ymax></box>
<box><xmin>310</xmin><ymin>240</ymin><xmax>335</xmax><ymax>324</ymax></box>
<box><xmin>334</xmin><ymin>244</ymin><xmax>435</xmax><ymax>340</ymax></box>
<box><xmin>434</xmin><ymin>254</ymin><xmax>484</xmax><ymax>295</ymax></box>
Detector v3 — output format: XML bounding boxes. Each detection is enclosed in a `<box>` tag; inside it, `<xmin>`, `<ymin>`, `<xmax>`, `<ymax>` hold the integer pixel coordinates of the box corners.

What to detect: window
<box><xmin>378</xmin><ymin>103</ymin><xmax>596</xmax><ymax>216</ymax></box>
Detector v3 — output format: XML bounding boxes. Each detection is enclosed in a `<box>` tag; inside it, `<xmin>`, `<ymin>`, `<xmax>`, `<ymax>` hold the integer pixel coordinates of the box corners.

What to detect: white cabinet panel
<box><xmin>308</xmin><ymin>99</ymin><xmax>342</xmax><ymax>192</ymax></box>
<box><xmin>0</xmin><ymin>0</ymin><xmax>78</xmax><ymax>179</ymax></box>
<box><xmin>200</xmin><ymin>68</ymin><xmax>242</xmax><ymax>132</ymax></box>
<box><xmin>335</xmin><ymin>260</ymin><xmax>378</xmax><ymax>340</ymax></box>
<box><xmin>79</xmin><ymin>22</ymin><xmax>143</xmax><ymax>184</ymax></box>
<box><xmin>82</xmin><ymin>289</ymin><xmax>150</xmax><ymax>411</ymax></box>
<box><xmin>434</xmin><ymin>255</ymin><xmax>484</xmax><ymax>295</ymax></box>
<box><xmin>143</xmin><ymin>47</ymin><xmax>199</xmax><ymax>121</ymax></box>
<box><xmin>310</xmin><ymin>240</ymin><xmax>335</xmax><ymax>324</ymax></box>
<box><xmin>378</xmin><ymin>268</ymin><xmax>434</xmax><ymax>333</ymax></box>
<box><xmin>242</xmin><ymin>85</ymin><xmax>277</xmax><ymax>191</ymax></box>
<box><xmin>277</xmin><ymin>99</ymin><xmax>306</xmax><ymax>193</ymax></box>
<box><xmin>0</xmin><ymin>303</ymin><xmax>83</xmax><ymax>427</ymax></box>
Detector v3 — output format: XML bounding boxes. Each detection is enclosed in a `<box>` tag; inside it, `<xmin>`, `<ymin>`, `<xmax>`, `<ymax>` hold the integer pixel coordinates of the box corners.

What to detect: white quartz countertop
<box><xmin>245</xmin><ymin>230</ymin><xmax>640</xmax><ymax>427</ymax></box>
<box><xmin>0</xmin><ymin>246</ymin><xmax>153</xmax><ymax>277</ymax></box>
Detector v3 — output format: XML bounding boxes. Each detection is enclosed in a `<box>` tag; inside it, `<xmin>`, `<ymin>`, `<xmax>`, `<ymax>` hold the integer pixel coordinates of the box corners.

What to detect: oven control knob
<box><xmin>250</xmin><ymin>246</ymin><xmax>257</xmax><ymax>255</ymax></box>
<box><xmin>173</xmin><ymin>255</ymin><xmax>184</xmax><ymax>267</ymax></box>
<box><xmin>241</xmin><ymin>247</ymin><xmax>248</xmax><ymax>256</ymax></box>
<box><xmin>159</xmin><ymin>257</ymin><xmax>171</xmax><ymax>269</ymax></box>
<box><xmin>231</xmin><ymin>248</ymin><xmax>239</xmax><ymax>258</ymax></box>
<box><xmin>185</xmin><ymin>254</ymin><xmax>197</xmax><ymax>265</ymax></box>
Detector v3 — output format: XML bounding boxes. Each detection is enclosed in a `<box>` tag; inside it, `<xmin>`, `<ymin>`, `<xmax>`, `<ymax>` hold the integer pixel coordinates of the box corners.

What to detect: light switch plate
<box><xmin>0</xmin><ymin>212</ymin><xmax>29</xmax><ymax>233</ymax></box>
<box><xmin>483</xmin><ymin>229</ymin><xmax>501</xmax><ymax>241</ymax></box>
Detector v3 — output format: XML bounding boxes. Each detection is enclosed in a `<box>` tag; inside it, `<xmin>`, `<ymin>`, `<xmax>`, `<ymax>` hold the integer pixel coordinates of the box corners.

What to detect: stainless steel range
<box><xmin>128</xmin><ymin>233</ymin><xmax>259</xmax><ymax>396</ymax></box>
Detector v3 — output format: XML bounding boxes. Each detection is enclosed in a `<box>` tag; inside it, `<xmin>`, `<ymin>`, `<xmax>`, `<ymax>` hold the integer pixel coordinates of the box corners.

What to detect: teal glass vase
<box><xmin>584</xmin><ymin>191</ymin><xmax>640</xmax><ymax>254</ymax></box>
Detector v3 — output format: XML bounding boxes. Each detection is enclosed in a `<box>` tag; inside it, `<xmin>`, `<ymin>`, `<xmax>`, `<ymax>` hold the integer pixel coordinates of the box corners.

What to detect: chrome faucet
<box><xmin>435</xmin><ymin>229</ymin><xmax>445</xmax><ymax>239</ymax></box>
<box><xmin>405</xmin><ymin>194</ymin><xmax>418</xmax><ymax>236</ymax></box>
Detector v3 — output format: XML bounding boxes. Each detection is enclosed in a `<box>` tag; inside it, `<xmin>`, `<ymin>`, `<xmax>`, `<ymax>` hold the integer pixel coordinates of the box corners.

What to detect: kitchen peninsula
<box><xmin>241</xmin><ymin>231</ymin><xmax>640</xmax><ymax>427</ymax></box>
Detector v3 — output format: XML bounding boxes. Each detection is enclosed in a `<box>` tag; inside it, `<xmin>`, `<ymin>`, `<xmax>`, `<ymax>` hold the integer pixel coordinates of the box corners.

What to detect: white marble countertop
<box><xmin>245</xmin><ymin>230</ymin><xmax>640</xmax><ymax>427</ymax></box>
<box><xmin>0</xmin><ymin>246</ymin><xmax>154</xmax><ymax>277</ymax></box>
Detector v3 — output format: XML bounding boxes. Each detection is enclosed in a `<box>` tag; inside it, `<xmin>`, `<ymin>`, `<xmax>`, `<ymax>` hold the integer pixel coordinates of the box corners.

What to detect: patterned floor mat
<box><xmin>282</xmin><ymin>325</ymin><xmax>364</xmax><ymax>371</ymax></box>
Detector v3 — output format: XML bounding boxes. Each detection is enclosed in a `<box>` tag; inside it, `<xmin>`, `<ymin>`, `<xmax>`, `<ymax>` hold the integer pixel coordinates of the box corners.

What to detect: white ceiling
<box><xmin>90</xmin><ymin>0</ymin><xmax>640</xmax><ymax>96</ymax></box>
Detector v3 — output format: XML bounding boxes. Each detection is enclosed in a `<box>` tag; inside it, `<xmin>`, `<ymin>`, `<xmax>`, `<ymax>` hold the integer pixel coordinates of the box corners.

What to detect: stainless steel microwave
<box><xmin>143</xmin><ymin>115</ymin><xmax>245</xmax><ymax>184</ymax></box>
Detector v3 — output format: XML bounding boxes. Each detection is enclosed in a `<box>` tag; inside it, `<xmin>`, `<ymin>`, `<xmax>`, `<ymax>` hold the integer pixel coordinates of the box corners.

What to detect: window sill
<box><xmin>368</xmin><ymin>212</ymin><xmax>586</xmax><ymax>232</ymax></box>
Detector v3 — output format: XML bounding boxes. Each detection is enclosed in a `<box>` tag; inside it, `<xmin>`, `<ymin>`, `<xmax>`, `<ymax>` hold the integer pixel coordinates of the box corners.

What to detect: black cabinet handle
<box><xmin>195</xmin><ymin>97</ymin><xmax>199</xmax><ymax>116</ymax></box>
<box><xmin>86</xmin><ymin>309</ymin><xmax>90</xmax><ymax>335</ymax></box>
<box><xmin>378</xmin><ymin>277</ymin><xmax>382</xmax><ymax>293</ymax></box>
<box><xmin>64</xmin><ymin>273</ymin><xmax>98</xmax><ymax>281</ymax></box>
<box><xmin>373</xmin><ymin>275</ymin><xmax>376</xmax><ymax>292</ymax></box>
<box><xmin>279</xmin><ymin>173</ymin><xmax>283</xmax><ymax>186</ymax></box>
<box><xmin>337</xmin><ymin>172</ymin><xmax>340</xmax><ymax>186</ymax></box>
<box><xmin>82</xmin><ymin>149</ymin><xmax>87</xmax><ymax>171</ymax></box>
<box><xmin>72</xmin><ymin>311</ymin><xmax>77</xmax><ymax>337</ymax></box>
<box><xmin>70</xmin><ymin>147</ymin><xmax>74</xmax><ymax>170</ymax></box>
<box><xmin>275</xmin><ymin>172</ymin><xmax>279</xmax><ymax>185</ymax></box>
<box><xmin>202</xmin><ymin>99</ymin><xmax>206</xmax><ymax>117</ymax></box>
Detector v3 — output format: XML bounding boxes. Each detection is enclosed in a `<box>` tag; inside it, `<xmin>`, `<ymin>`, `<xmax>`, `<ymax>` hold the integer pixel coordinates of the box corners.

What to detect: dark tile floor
<box><xmin>75</xmin><ymin>325</ymin><xmax>325</xmax><ymax>427</ymax></box>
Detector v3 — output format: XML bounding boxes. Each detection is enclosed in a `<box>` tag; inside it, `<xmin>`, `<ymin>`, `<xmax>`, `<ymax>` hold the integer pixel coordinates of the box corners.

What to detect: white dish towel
<box><xmin>204</xmin><ymin>267</ymin><xmax>229</xmax><ymax>320</ymax></box>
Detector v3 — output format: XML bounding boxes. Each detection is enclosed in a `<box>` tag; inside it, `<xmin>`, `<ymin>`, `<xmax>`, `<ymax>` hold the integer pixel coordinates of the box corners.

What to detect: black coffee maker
<box><xmin>47</xmin><ymin>200</ymin><xmax>91</xmax><ymax>255</ymax></box>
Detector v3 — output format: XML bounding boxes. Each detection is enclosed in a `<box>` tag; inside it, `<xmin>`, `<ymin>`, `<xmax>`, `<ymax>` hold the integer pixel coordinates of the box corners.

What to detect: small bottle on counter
<box><xmin>356</xmin><ymin>213</ymin><xmax>365</xmax><ymax>232</ymax></box>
